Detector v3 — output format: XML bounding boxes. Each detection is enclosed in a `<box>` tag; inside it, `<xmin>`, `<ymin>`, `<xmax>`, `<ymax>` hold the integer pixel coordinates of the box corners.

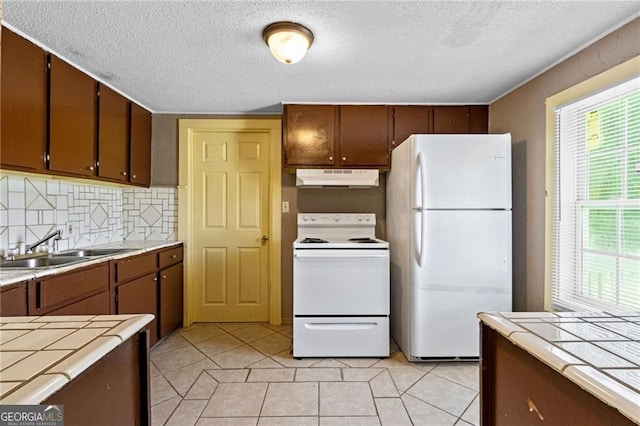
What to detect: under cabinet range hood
<box><xmin>295</xmin><ymin>169</ymin><xmax>379</xmax><ymax>188</ymax></box>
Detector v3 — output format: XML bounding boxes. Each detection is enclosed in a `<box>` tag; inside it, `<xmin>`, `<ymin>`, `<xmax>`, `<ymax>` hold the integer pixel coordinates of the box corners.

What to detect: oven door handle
<box><xmin>304</xmin><ymin>322</ymin><xmax>380</xmax><ymax>331</ymax></box>
<box><xmin>294</xmin><ymin>252</ymin><xmax>389</xmax><ymax>259</ymax></box>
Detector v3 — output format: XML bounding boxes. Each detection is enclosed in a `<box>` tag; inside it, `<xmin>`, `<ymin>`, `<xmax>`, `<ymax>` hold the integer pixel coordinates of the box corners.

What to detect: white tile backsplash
<box><xmin>0</xmin><ymin>174</ymin><xmax>178</xmax><ymax>252</ymax></box>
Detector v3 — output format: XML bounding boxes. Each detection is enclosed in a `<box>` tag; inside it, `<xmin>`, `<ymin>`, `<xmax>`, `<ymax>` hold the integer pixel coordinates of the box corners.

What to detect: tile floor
<box><xmin>150</xmin><ymin>323</ymin><xmax>479</xmax><ymax>426</ymax></box>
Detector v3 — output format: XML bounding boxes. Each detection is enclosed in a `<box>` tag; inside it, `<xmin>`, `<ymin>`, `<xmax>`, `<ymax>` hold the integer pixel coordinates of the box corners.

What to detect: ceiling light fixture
<box><xmin>263</xmin><ymin>21</ymin><xmax>314</xmax><ymax>64</ymax></box>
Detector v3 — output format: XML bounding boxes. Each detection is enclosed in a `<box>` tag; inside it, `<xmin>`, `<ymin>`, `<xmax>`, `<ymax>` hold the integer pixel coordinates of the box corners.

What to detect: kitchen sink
<box><xmin>55</xmin><ymin>248</ymin><xmax>135</xmax><ymax>257</ymax></box>
<box><xmin>0</xmin><ymin>256</ymin><xmax>88</xmax><ymax>269</ymax></box>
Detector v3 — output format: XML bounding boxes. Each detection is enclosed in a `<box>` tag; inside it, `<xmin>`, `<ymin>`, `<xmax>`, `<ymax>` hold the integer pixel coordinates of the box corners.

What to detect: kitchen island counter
<box><xmin>0</xmin><ymin>313</ymin><xmax>153</xmax><ymax>423</ymax></box>
<box><xmin>479</xmin><ymin>311</ymin><xmax>640</xmax><ymax>425</ymax></box>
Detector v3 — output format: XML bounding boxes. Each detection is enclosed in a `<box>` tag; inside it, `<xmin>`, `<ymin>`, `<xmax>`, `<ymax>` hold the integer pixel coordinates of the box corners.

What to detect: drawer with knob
<box><xmin>113</xmin><ymin>252</ymin><xmax>157</xmax><ymax>283</ymax></box>
<box><xmin>159</xmin><ymin>246</ymin><xmax>183</xmax><ymax>269</ymax></box>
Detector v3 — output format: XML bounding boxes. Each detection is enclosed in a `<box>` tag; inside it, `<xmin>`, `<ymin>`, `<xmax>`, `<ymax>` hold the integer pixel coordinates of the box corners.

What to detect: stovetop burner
<box><xmin>348</xmin><ymin>237</ymin><xmax>378</xmax><ymax>243</ymax></box>
<box><xmin>300</xmin><ymin>237</ymin><xmax>328</xmax><ymax>244</ymax></box>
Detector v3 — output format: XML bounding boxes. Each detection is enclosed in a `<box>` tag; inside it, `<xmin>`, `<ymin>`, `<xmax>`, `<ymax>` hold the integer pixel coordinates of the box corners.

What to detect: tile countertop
<box><xmin>0</xmin><ymin>313</ymin><xmax>153</xmax><ymax>404</ymax></box>
<box><xmin>0</xmin><ymin>240</ymin><xmax>183</xmax><ymax>287</ymax></box>
<box><xmin>478</xmin><ymin>311</ymin><xmax>640</xmax><ymax>425</ymax></box>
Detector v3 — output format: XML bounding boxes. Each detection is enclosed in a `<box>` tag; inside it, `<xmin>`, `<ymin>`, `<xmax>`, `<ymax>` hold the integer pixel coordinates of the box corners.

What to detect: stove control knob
<box><xmin>365</xmin><ymin>216</ymin><xmax>371</xmax><ymax>222</ymax></box>
<box><xmin>356</xmin><ymin>215</ymin><xmax>363</xmax><ymax>222</ymax></box>
<box><xmin>333</xmin><ymin>215</ymin><xmax>340</xmax><ymax>222</ymax></box>
<box><xmin>310</xmin><ymin>215</ymin><xmax>317</xmax><ymax>221</ymax></box>
<box><xmin>302</xmin><ymin>215</ymin><xmax>308</xmax><ymax>222</ymax></box>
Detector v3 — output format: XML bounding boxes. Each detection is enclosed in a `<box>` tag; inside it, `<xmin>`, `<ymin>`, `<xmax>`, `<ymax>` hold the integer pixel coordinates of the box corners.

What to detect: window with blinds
<box><xmin>552</xmin><ymin>76</ymin><xmax>640</xmax><ymax>312</ymax></box>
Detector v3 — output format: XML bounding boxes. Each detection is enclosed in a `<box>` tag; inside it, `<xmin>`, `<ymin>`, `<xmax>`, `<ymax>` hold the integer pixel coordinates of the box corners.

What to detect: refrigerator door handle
<box><xmin>418</xmin><ymin>209</ymin><xmax>427</xmax><ymax>267</ymax></box>
<box><xmin>416</xmin><ymin>152</ymin><xmax>428</xmax><ymax>209</ymax></box>
<box><xmin>417</xmin><ymin>152</ymin><xmax>428</xmax><ymax>267</ymax></box>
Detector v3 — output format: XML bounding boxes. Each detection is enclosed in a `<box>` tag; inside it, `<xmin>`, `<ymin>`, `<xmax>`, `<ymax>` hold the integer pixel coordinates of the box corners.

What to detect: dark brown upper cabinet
<box><xmin>129</xmin><ymin>103</ymin><xmax>152</xmax><ymax>187</ymax></box>
<box><xmin>432</xmin><ymin>106</ymin><xmax>470</xmax><ymax>134</ymax></box>
<box><xmin>339</xmin><ymin>105</ymin><xmax>391</xmax><ymax>168</ymax></box>
<box><xmin>469</xmin><ymin>106</ymin><xmax>489</xmax><ymax>133</ymax></box>
<box><xmin>432</xmin><ymin>106</ymin><xmax>489</xmax><ymax>134</ymax></box>
<box><xmin>1</xmin><ymin>27</ymin><xmax>48</xmax><ymax>172</ymax></box>
<box><xmin>392</xmin><ymin>106</ymin><xmax>432</xmax><ymax>148</ymax></box>
<box><xmin>98</xmin><ymin>84</ymin><xmax>129</xmax><ymax>183</ymax></box>
<box><xmin>49</xmin><ymin>56</ymin><xmax>97</xmax><ymax>177</ymax></box>
<box><xmin>283</xmin><ymin>104</ymin><xmax>336</xmax><ymax>168</ymax></box>
<box><xmin>284</xmin><ymin>104</ymin><xmax>489</xmax><ymax>170</ymax></box>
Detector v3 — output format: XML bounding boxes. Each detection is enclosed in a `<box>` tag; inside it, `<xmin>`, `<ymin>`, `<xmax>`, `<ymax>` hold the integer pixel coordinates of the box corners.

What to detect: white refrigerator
<box><xmin>387</xmin><ymin>134</ymin><xmax>512</xmax><ymax>360</ymax></box>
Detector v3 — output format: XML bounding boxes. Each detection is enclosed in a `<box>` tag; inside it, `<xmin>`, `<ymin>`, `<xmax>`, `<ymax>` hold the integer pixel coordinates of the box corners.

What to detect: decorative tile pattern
<box><xmin>123</xmin><ymin>186</ymin><xmax>178</xmax><ymax>241</ymax></box>
<box><xmin>150</xmin><ymin>322</ymin><xmax>481</xmax><ymax>425</ymax></box>
<box><xmin>0</xmin><ymin>173</ymin><xmax>178</xmax><ymax>253</ymax></box>
<box><xmin>90</xmin><ymin>204</ymin><xmax>109</xmax><ymax>228</ymax></box>
<box><xmin>140</xmin><ymin>205</ymin><xmax>162</xmax><ymax>227</ymax></box>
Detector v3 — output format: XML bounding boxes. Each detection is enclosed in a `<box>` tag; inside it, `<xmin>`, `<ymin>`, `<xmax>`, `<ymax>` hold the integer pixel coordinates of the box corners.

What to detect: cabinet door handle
<box><xmin>329</xmin><ymin>156</ymin><xmax>333</xmax><ymax>161</ymax></box>
<box><xmin>153</xmin><ymin>277</ymin><xmax>158</xmax><ymax>281</ymax></box>
<box><xmin>36</xmin><ymin>282</ymin><xmax>43</xmax><ymax>310</ymax></box>
<box><xmin>121</xmin><ymin>171</ymin><xmax>127</xmax><ymax>176</ymax></box>
<box><xmin>171</xmin><ymin>254</ymin><xmax>177</xmax><ymax>259</ymax></box>
<box><xmin>162</xmin><ymin>275</ymin><xmax>167</xmax><ymax>279</ymax></box>
<box><xmin>132</xmin><ymin>174</ymin><xmax>137</xmax><ymax>179</ymax></box>
<box><xmin>342</xmin><ymin>156</ymin><xmax>347</xmax><ymax>161</ymax></box>
<box><xmin>88</xmin><ymin>165</ymin><xmax>95</xmax><ymax>171</ymax></box>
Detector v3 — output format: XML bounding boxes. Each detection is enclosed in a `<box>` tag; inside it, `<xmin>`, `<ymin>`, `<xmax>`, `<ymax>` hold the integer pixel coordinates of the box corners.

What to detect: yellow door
<box><xmin>178</xmin><ymin>119</ymin><xmax>281</xmax><ymax>324</ymax></box>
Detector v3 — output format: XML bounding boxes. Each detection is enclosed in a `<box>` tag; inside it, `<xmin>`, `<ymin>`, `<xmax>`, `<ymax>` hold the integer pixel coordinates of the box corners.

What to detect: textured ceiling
<box><xmin>3</xmin><ymin>1</ymin><xmax>639</xmax><ymax>114</ymax></box>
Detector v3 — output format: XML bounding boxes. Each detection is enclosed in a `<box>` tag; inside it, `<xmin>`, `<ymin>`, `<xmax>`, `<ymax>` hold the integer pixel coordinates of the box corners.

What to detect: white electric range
<box><xmin>293</xmin><ymin>213</ymin><xmax>390</xmax><ymax>358</ymax></box>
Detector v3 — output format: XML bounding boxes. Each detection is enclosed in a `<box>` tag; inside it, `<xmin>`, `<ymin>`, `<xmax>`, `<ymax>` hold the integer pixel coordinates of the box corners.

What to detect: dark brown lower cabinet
<box><xmin>0</xmin><ymin>282</ymin><xmax>28</xmax><ymax>316</ymax></box>
<box><xmin>159</xmin><ymin>262</ymin><xmax>183</xmax><ymax>337</ymax></box>
<box><xmin>43</xmin><ymin>329</ymin><xmax>150</xmax><ymax>426</ymax></box>
<box><xmin>47</xmin><ymin>291</ymin><xmax>110</xmax><ymax>316</ymax></box>
<box><xmin>480</xmin><ymin>324</ymin><xmax>634</xmax><ymax>425</ymax></box>
<box><xmin>1</xmin><ymin>244</ymin><xmax>183</xmax><ymax>349</ymax></box>
<box><xmin>116</xmin><ymin>273</ymin><xmax>159</xmax><ymax>347</ymax></box>
<box><xmin>28</xmin><ymin>263</ymin><xmax>109</xmax><ymax>315</ymax></box>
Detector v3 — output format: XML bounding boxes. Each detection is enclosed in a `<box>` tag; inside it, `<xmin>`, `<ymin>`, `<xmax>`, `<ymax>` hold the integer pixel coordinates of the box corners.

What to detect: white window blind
<box><xmin>552</xmin><ymin>76</ymin><xmax>640</xmax><ymax>312</ymax></box>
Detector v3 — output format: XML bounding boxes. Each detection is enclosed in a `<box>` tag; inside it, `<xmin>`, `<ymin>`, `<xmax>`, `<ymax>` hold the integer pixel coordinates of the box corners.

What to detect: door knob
<box><xmin>261</xmin><ymin>235</ymin><xmax>269</xmax><ymax>243</ymax></box>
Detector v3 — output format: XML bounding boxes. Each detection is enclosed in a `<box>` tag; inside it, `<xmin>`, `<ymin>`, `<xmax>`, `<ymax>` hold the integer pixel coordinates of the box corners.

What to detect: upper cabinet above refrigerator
<box><xmin>283</xmin><ymin>104</ymin><xmax>489</xmax><ymax>171</ymax></box>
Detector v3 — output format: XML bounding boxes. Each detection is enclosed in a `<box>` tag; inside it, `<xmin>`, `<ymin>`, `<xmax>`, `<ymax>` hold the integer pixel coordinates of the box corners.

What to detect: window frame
<box><xmin>545</xmin><ymin>56</ymin><xmax>640</xmax><ymax>312</ymax></box>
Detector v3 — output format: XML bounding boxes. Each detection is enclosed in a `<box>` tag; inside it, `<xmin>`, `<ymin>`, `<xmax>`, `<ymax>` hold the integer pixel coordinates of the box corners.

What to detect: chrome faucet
<box><xmin>27</xmin><ymin>229</ymin><xmax>63</xmax><ymax>253</ymax></box>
